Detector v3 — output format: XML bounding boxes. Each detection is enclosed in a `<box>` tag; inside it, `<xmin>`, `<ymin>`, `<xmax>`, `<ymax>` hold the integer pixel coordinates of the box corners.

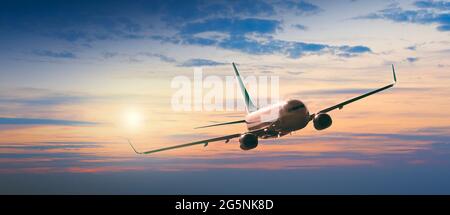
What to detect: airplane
<box><xmin>128</xmin><ymin>63</ymin><xmax>397</xmax><ymax>154</ymax></box>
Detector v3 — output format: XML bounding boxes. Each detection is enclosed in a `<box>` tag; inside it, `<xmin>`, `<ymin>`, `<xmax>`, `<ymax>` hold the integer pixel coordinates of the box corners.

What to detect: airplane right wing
<box><xmin>316</xmin><ymin>64</ymin><xmax>397</xmax><ymax>114</ymax></box>
<box><xmin>127</xmin><ymin>133</ymin><xmax>242</xmax><ymax>154</ymax></box>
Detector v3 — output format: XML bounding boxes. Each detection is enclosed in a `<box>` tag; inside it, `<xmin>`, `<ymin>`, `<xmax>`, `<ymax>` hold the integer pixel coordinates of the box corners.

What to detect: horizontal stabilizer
<box><xmin>195</xmin><ymin>120</ymin><xmax>246</xmax><ymax>129</ymax></box>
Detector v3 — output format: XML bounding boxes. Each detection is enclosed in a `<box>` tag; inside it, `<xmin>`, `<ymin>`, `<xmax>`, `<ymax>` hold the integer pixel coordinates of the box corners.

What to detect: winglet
<box><xmin>127</xmin><ymin>139</ymin><xmax>142</xmax><ymax>154</ymax></box>
<box><xmin>392</xmin><ymin>64</ymin><xmax>397</xmax><ymax>84</ymax></box>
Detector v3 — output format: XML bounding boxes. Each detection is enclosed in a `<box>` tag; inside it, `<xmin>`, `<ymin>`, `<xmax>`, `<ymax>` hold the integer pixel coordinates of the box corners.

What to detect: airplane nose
<box><xmin>285</xmin><ymin>99</ymin><xmax>305</xmax><ymax>112</ymax></box>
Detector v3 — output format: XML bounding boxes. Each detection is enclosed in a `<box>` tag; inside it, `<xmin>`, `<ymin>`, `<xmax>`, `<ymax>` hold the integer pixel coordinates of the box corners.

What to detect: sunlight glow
<box><xmin>123</xmin><ymin>108</ymin><xmax>144</xmax><ymax>130</ymax></box>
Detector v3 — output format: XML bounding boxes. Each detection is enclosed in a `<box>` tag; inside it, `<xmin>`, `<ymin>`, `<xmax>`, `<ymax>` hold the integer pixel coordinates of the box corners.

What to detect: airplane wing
<box><xmin>317</xmin><ymin>65</ymin><xmax>397</xmax><ymax>114</ymax></box>
<box><xmin>127</xmin><ymin>133</ymin><xmax>242</xmax><ymax>154</ymax></box>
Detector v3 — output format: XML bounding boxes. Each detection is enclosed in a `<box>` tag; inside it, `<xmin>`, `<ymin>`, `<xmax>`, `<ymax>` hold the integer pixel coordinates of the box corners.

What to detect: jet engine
<box><xmin>313</xmin><ymin>113</ymin><xmax>332</xmax><ymax>130</ymax></box>
<box><xmin>239</xmin><ymin>133</ymin><xmax>258</xmax><ymax>150</ymax></box>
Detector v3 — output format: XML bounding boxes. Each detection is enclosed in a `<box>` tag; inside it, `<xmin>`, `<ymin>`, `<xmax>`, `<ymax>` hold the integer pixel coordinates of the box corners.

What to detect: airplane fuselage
<box><xmin>245</xmin><ymin>99</ymin><xmax>310</xmax><ymax>139</ymax></box>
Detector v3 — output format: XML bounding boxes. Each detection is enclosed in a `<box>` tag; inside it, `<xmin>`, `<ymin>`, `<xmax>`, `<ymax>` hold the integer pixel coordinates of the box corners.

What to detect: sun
<box><xmin>123</xmin><ymin>108</ymin><xmax>144</xmax><ymax>129</ymax></box>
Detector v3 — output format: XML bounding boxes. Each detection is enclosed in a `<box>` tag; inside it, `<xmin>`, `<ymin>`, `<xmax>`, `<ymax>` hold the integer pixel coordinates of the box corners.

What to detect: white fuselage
<box><xmin>244</xmin><ymin>99</ymin><xmax>310</xmax><ymax>139</ymax></box>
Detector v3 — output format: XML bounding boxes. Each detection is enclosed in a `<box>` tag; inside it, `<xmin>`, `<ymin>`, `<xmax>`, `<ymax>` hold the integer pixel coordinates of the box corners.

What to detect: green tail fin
<box><xmin>232</xmin><ymin>62</ymin><xmax>257</xmax><ymax>113</ymax></box>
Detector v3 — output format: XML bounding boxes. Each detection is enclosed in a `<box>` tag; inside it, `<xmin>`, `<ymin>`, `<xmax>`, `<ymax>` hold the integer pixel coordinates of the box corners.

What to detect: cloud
<box><xmin>175</xmin><ymin>18</ymin><xmax>281</xmax><ymax>52</ymax></box>
<box><xmin>437</xmin><ymin>24</ymin><xmax>450</xmax><ymax>31</ymax></box>
<box><xmin>406</xmin><ymin>57</ymin><xmax>419</xmax><ymax>62</ymax></box>
<box><xmin>153</xmin><ymin>17</ymin><xmax>371</xmax><ymax>59</ymax></box>
<box><xmin>1</xmin><ymin>1</ymin><xmax>322</xmax><ymax>45</ymax></box>
<box><xmin>343</xmin><ymin>131</ymin><xmax>450</xmax><ymax>144</ymax></box>
<box><xmin>286</xmin><ymin>42</ymin><xmax>328</xmax><ymax>58</ymax></box>
<box><xmin>100</xmin><ymin>51</ymin><xmax>177</xmax><ymax>63</ymax></box>
<box><xmin>1</xmin><ymin>125</ymin><xmax>450</xmax><ymax>187</ymax></box>
<box><xmin>414</xmin><ymin>1</ymin><xmax>450</xmax><ymax>10</ymax></box>
<box><xmin>336</xmin><ymin>45</ymin><xmax>372</xmax><ymax>57</ymax></box>
<box><xmin>180</xmin><ymin>18</ymin><xmax>281</xmax><ymax>36</ymax></box>
<box><xmin>1</xmin><ymin>2</ymin><xmax>154</xmax><ymax>47</ymax></box>
<box><xmin>159</xmin><ymin>0</ymin><xmax>321</xmax><ymax>23</ymax></box>
<box><xmin>178</xmin><ymin>59</ymin><xmax>226</xmax><ymax>67</ymax></box>
<box><xmin>0</xmin><ymin>94</ymin><xmax>88</xmax><ymax>106</ymax></box>
<box><xmin>0</xmin><ymin>117</ymin><xmax>98</xmax><ymax>126</ymax></box>
<box><xmin>53</xmin><ymin>30</ymin><xmax>89</xmax><ymax>42</ymax></box>
<box><xmin>101</xmin><ymin>52</ymin><xmax>120</xmax><ymax>59</ymax></box>
<box><xmin>282</xmin><ymin>0</ymin><xmax>322</xmax><ymax>15</ymax></box>
<box><xmin>201</xmin><ymin>36</ymin><xmax>369</xmax><ymax>58</ymax></box>
<box><xmin>340</xmin><ymin>45</ymin><xmax>372</xmax><ymax>53</ymax></box>
<box><xmin>292</xmin><ymin>24</ymin><xmax>308</xmax><ymax>30</ymax></box>
<box><xmin>2</xmin><ymin>0</ymin><xmax>333</xmax><ymax>60</ymax></box>
<box><xmin>31</xmin><ymin>50</ymin><xmax>77</xmax><ymax>59</ymax></box>
<box><xmin>286</xmin><ymin>71</ymin><xmax>303</xmax><ymax>75</ymax></box>
<box><xmin>224</xmin><ymin>0</ymin><xmax>276</xmax><ymax>16</ymax></box>
<box><xmin>0</xmin><ymin>142</ymin><xmax>101</xmax><ymax>150</ymax></box>
<box><xmin>355</xmin><ymin>2</ymin><xmax>450</xmax><ymax>31</ymax></box>
<box><xmin>406</xmin><ymin>45</ymin><xmax>417</xmax><ymax>50</ymax></box>
<box><xmin>138</xmin><ymin>52</ymin><xmax>177</xmax><ymax>63</ymax></box>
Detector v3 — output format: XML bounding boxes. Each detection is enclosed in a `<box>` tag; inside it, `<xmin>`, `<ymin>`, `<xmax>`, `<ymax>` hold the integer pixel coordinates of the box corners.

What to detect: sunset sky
<box><xmin>1</xmin><ymin>0</ymin><xmax>450</xmax><ymax>194</ymax></box>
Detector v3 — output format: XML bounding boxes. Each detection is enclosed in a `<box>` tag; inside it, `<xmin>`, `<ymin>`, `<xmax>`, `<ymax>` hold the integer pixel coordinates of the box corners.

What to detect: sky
<box><xmin>0</xmin><ymin>0</ymin><xmax>450</xmax><ymax>194</ymax></box>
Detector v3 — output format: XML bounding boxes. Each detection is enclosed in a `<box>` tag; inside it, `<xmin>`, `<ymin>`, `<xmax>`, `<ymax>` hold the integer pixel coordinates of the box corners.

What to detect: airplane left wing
<box><xmin>127</xmin><ymin>133</ymin><xmax>242</xmax><ymax>154</ymax></box>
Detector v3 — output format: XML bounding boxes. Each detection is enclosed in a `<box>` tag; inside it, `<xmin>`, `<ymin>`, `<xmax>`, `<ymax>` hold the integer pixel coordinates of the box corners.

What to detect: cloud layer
<box><xmin>0</xmin><ymin>0</ymin><xmax>376</xmax><ymax>61</ymax></box>
<box><xmin>356</xmin><ymin>1</ymin><xmax>450</xmax><ymax>31</ymax></box>
<box><xmin>0</xmin><ymin>117</ymin><xmax>97</xmax><ymax>126</ymax></box>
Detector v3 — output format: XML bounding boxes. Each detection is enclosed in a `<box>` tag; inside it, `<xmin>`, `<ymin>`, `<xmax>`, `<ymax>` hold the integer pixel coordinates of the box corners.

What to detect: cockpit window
<box><xmin>288</xmin><ymin>104</ymin><xmax>305</xmax><ymax>112</ymax></box>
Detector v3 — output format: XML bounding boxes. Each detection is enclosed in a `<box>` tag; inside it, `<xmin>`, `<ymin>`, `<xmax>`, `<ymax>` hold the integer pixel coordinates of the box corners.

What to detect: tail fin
<box><xmin>232</xmin><ymin>62</ymin><xmax>257</xmax><ymax>113</ymax></box>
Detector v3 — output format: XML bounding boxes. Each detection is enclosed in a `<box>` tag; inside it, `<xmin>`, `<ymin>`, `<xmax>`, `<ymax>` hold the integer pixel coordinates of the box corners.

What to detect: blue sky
<box><xmin>0</xmin><ymin>0</ymin><xmax>375</xmax><ymax>63</ymax></box>
<box><xmin>1</xmin><ymin>0</ymin><xmax>448</xmax><ymax>70</ymax></box>
<box><xmin>0</xmin><ymin>0</ymin><xmax>450</xmax><ymax>194</ymax></box>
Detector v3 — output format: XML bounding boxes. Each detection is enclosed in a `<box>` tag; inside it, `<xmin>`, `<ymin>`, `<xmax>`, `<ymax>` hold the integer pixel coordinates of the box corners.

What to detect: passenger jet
<box><xmin>128</xmin><ymin>63</ymin><xmax>397</xmax><ymax>154</ymax></box>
